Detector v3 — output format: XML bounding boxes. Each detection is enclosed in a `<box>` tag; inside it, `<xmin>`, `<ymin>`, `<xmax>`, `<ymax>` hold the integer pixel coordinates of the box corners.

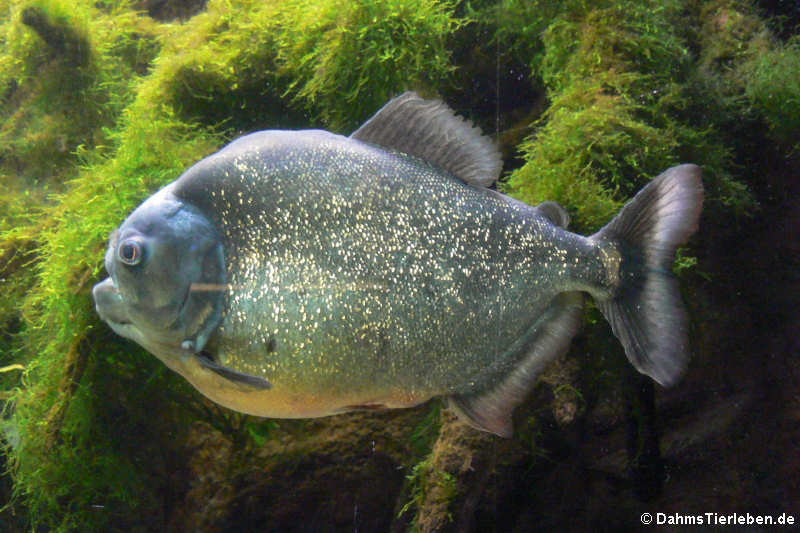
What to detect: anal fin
<box><xmin>448</xmin><ymin>292</ymin><xmax>584</xmax><ymax>438</ymax></box>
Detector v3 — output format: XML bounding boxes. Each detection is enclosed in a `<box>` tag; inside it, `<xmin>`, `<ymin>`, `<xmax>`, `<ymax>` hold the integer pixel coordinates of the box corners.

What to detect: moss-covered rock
<box><xmin>405</xmin><ymin>411</ymin><xmax>497</xmax><ymax>533</ymax></box>
<box><xmin>273</xmin><ymin>0</ymin><xmax>464</xmax><ymax>131</ymax></box>
<box><xmin>505</xmin><ymin>0</ymin><xmax>754</xmax><ymax>232</ymax></box>
<box><xmin>745</xmin><ymin>36</ymin><xmax>800</xmax><ymax>147</ymax></box>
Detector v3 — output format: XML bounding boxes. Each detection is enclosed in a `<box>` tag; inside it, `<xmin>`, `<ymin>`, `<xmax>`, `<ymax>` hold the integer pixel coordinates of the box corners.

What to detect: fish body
<box><xmin>93</xmin><ymin>93</ymin><xmax>703</xmax><ymax>436</ymax></box>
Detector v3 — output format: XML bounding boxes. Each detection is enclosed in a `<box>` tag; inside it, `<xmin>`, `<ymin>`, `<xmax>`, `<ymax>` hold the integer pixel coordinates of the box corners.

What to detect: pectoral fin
<box><xmin>196</xmin><ymin>352</ymin><xmax>272</xmax><ymax>390</ymax></box>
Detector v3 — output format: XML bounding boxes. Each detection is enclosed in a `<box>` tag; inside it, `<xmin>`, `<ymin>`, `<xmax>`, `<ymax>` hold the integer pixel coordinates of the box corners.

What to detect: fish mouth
<box><xmin>92</xmin><ymin>278</ymin><xmax>131</xmax><ymax>326</ymax></box>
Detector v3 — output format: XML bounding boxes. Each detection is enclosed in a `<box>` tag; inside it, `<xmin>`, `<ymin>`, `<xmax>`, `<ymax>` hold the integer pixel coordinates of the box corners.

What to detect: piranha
<box><xmin>93</xmin><ymin>92</ymin><xmax>703</xmax><ymax>437</ymax></box>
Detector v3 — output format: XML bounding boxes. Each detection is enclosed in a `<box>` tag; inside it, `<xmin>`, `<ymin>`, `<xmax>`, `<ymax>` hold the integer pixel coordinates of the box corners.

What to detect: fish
<box><xmin>92</xmin><ymin>92</ymin><xmax>703</xmax><ymax>437</ymax></box>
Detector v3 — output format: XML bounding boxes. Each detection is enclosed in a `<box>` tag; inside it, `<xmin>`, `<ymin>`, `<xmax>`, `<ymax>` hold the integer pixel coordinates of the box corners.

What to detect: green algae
<box><xmin>273</xmin><ymin>0</ymin><xmax>463</xmax><ymax>130</ymax></box>
<box><xmin>399</xmin><ymin>456</ymin><xmax>457</xmax><ymax>530</ymax></box>
<box><xmin>0</xmin><ymin>0</ymin><xmax>796</xmax><ymax>530</ymax></box>
<box><xmin>157</xmin><ymin>0</ymin><xmax>462</xmax><ymax>134</ymax></box>
<box><xmin>745</xmin><ymin>37</ymin><xmax>800</xmax><ymax>148</ymax></box>
<box><xmin>503</xmin><ymin>0</ymin><xmax>754</xmax><ymax>232</ymax></box>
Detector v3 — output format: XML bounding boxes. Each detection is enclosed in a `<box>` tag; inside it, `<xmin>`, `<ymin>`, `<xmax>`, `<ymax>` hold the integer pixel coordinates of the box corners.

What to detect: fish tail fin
<box><xmin>591</xmin><ymin>164</ymin><xmax>703</xmax><ymax>386</ymax></box>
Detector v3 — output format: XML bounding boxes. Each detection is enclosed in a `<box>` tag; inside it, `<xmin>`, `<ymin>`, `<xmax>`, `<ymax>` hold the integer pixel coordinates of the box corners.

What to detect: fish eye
<box><xmin>117</xmin><ymin>239</ymin><xmax>143</xmax><ymax>266</ymax></box>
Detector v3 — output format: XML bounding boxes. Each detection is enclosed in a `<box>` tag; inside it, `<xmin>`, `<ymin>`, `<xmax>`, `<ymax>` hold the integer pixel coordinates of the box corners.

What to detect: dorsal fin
<box><xmin>350</xmin><ymin>92</ymin><xmax>503</xmax><ymax>188</ymax></box>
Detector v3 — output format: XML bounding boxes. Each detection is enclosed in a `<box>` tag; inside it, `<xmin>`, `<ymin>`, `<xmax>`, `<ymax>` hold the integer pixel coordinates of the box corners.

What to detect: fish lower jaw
<box><xmin>105</xmin><ymin>321</ymin><xmax>136</xmax><ymax>341</ymax></box>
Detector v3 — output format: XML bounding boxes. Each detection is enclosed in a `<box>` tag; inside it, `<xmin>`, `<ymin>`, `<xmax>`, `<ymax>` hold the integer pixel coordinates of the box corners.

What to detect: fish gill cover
<box><xmin>0</xmin><ymin>0</ymin><xmax>796</xmax><ymax>531</ymax></box>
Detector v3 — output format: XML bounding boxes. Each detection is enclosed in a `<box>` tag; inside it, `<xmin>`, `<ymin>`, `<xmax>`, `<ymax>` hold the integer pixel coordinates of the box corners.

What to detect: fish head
<box><xmin>92</xmin><ymin>190</ymin><xmax>226</xmax><ymax>359</ymax></box>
